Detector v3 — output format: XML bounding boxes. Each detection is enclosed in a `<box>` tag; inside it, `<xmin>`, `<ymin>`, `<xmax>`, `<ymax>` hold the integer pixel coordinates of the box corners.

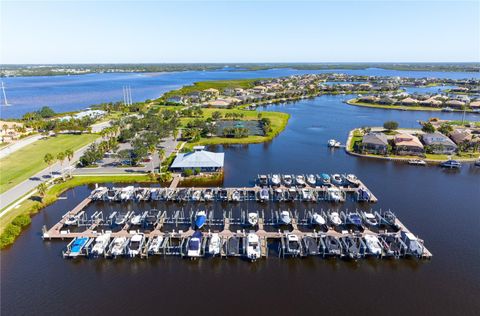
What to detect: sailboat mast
<box><xmin>1</xmin><ymin>81</ymin><xmax>9</xmax><ymax>106</ymax></box>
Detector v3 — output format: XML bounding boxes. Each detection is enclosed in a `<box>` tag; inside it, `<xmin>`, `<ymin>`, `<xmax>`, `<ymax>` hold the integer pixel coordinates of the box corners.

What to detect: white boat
<box><xmin>327</xmin><ymin>187</ymin><xmax>343</xmax><ymax>202</ymax></box>
<box><xmin>119</xmin><ymin>186</ymin><xmax>135</xmax><ymax>201</ymax></box>
<box><xmin>231</xmin><ymin>190</ymin><xmax>240</xmax><ymax>202</ymax></box>
<box><xmin>64</xmin><ymin>211</ymin><xmax>84</xmax><ymax>226</ymax></box>
<box><xmin>401</xmin><ymin>231</ymin><xmax>424</xmax><ymax>257</ymax></box>
<box><xmin>246</xmin><ymin>233</ymin><xmax>261</xmax><ymax>261</ymax></box>
<box><xmin>110</xmin><ymin>236</ymin><xmax>128</xmax><ymax>257</ymax></box>
<box><xmin>203</xmin><ymin>189</ymin><xmax>214</xmax><ymax>201</ymax></box>
<box><xmin>271</xmin><ymin>174</ymin><xmax>281</xmax><ymax>186</ymax></box>
<box><xmin>331</xmin><ymin>174</ymin><xmax>343</xmax><ymax>185</ymax></box>
<box><xmin>187</xmin><ymin>231</ymin><xmax>203</xmax><ymax>258</ymax></box>
<box><xmin>295</xmin><ymin>175</ymin><xmax>306</xmax><ymax>186</ymax></box>
<box><xmin>247</xmin><ymin>212</ymin><xmax>258</xmax><ymax>226</ymax></box>
<box><xmin>208</xmin><ymin>233</ymin><xmax>221</xmax><ymax>255</ymax></box>
<box><xmin>306</xmin><ymin>174</ymin><xmax>316</xmax><ymax>186</ymax></box>
<box><xmin>346</xmin><ymin>174</ymin><xmax>359</xmax><ymax>185</ymax></box>
<box><xmin>130</xmin><ymin>214</ymin><xmax>142</xmax><ymax>226</ymax></box>
<box><xmin>115</xmin><ymin>211</ymin><xmax>132</xmax><ymax>226</ymax></box>
<box><xmin>259</xmin><ymin>188</ymin><xmax>269</xmax><ymax>201</ymax></box>
<box><xmin>91</xmin><ymin>233</ymin><xmax>111</xmax><ymax>257</ymax></box>
<box><xmin>127</xmin><ymin>233</ymin><xmax>145</xmax><ymax>257</ymax></box>
<box><xmin>286</xmin><ymin>234</ymin><xmax>301</xmax><ymax>256</ymax></box>
<box><xmin>147</xmin><ymin>236</ymin><xmax>163</xmax><ymax>255</ymax></box>
<box><xmin>191</xmin><ymin>190</ymin><xmax>202</xmax><ymax>201</ymax></box>
<box><xmin>312</xmin><ymin>212</ymin><xmax>326</xmax><ymax>225</ymax></box>
<box><xmin>301</xmin><ymin>188</ymin><xmax>314</xmax><ymax>201</ymax></box>
<box><xmin>408</xmin><ymin>159</ymin><xmax>426</xmax><ymax>166</ymax></box>
<box><xmin>364</xmin><ymin>235</ymin><xmax>382</xmax><ymax>256</ymax></box>
<box><xmin>283</xmin><ymin>174</ymin><xmax>293</xmax><ymax>187</ymax></box>
<box><xmin>442</xmin><ymin>107</ymin><xmax>454</xmax><ymax>112</ymax></box>
<box><xmin>362</xmin><ymin>211</ymin><xmax>378</xmax><ymax>226</ymax></box>
<box><xmin>328</xmin><ymin>139</ymin><xmax>341</xmax><ymax>148</ymax></box>
<box><xmin>279</xmin><ymin>210</ymin><xmax>292</xmax><ymax>225</ymax></box>
<box><xmin>328</xmin><ymin>211</ymin><xmax>342</xmax><ymax>226</ymax></box>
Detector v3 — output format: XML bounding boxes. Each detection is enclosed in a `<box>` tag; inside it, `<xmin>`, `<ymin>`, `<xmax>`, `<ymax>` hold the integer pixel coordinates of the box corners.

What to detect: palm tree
<box><xmin>158</xmin><ymin>148</ymin><xmax>166</xmax><ymax>171</ymax></box>
<box><xmin>36</xmin><ymin>183</ymin><xmax>48</xmax><ymax>201</ymax></box>
<box><xmin>44</xmin><ymin>153</ymin><xmax>54</xmax><ymax>177</ymax></box>
<box><xmin>65</xmin><ymin>149</ymin><xmax>74</xmax><ymax>177</ymax></box>
<box><xmin>148</xmin><ymin>144</ymin><xmax>156</xmax><ymax>173</ymax></box>
<box><xmin>56</xmin><ymin>152</ymin><xmax>66</xmax><ymax>176</ymax></box>
<box><xmin>173</xmin><ymin>128</ymin><xmax>179</xmax><ymax>141</ymax></box>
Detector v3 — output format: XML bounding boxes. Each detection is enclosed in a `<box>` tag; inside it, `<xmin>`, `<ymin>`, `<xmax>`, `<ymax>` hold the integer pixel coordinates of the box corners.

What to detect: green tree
<box><xmin>183</xmin><ymin>168</ymin><xmax>193</xmax><ymax>177</ymax></box>
<box><xmin>438</xmin><ymin>123</ymin><xmax>453</xmax><ymax>136</ymax></box>
<box><xmin>383</xmin><ymin>121</ymin><xmax>399</xmax><ymax>131</ymax></box>
<box><xmin>36</xmin><ymin>182</ymin><xmax>48</xmax><ymax>200</ymax></box>
<box><xmin>212</xmin><ymin>111</ymin><xmax>222</xmax><ymax>121</ymax></box>
<box><xmin>44</xmin><ymin>153</ymin><xmax>54</xmax><ymax>176</ymax></box>
<box><xmin>56</xmin><ymin>152</ymin><xmax>66</xmax><ymax>176</ymax></box>
<box><xmin>422</xmin><ymin>122</ymin><xmax>435</xmax><ymax>133</ymax></box>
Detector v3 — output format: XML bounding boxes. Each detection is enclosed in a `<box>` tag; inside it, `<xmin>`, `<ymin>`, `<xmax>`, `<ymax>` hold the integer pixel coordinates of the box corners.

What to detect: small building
<box><xmin>400</xmin><ymin>97</ymin><xmax>418</xmax><ymax>105</ymax></box>
<box><xmin>450</xmin><ymin>129</ymin><xmax>479</xmax><ymax>150</ymax></box>
<box><xmin>394</xmin><ymin>133</ymin><xmax>424</xmax><ymax>156</ymax></box>
<box><xmin>361</xmin><ymin>132</ymin><xmax>389</xmax><ymax>155</ymax></box>
<box><xmin>445</xmin><ymin>100</ymin><xmax>465</xmax><ymax>109</ymax></box>
<box><xmin>170</xmin><ymin>146</ymin><xmax>224</xmax><ymax>172</ymax></box>
<box><xmin>422</xmin><ymin>132</ymin><xmax>457</xmax><ymax>154</ymax></box>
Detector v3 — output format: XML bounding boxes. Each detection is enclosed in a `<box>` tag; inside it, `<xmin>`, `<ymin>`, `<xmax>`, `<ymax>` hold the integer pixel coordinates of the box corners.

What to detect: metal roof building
<box><xmin>170</xmin><ymin>146</ymin><xmax>224</xmax><ymax>172</ymax></box>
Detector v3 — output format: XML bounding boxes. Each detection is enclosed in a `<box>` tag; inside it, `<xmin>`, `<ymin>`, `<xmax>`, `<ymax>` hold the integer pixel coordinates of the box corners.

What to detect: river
<box><xmin>1</xmin><ymin>69</ymin><xmax>480</xmax><ymax>316</ymax></box>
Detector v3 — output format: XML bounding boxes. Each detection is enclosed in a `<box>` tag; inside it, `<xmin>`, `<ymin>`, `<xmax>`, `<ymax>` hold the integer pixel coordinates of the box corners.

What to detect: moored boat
<box><xmin>65</xmin><ymin>237</ymin><xmax>89</xmax><ymax>258</ymax></box>
<box><xmin>306</xmin><ymin>174</ymin><xmax>317</xmax><ymax>186</ymax></box>
<box><xmin>147</xmin><ymin>235</ymin><xmax>163</xmax><ymax>255</ymax></box>
<box><xmin>328</xmin><ymin>211</ymin><xmax>342</xmax><ymax>226</ymax></box>
<box><xmin>246</xmin><ymin>233</ymin><xmax>261</xmax><ymax>261</ymax></box>
<box><xmin>247</xmin><ymin>212</ymin><xmax>259</xmax><ymax>226</ymax></box>
<box><xmin>208</xmin><ymin>233</ymin><xmax>221</xmax><ymax>256</ymax></box>
<box><xmin>363</xmin><ymin>234</ymin><xmax>382</xmax><ymax>256</ymax></box>
<box><xmin>440</xmin><ymin>160</ymin><xmax>461</xmax><ymax>168</ymax></box>
<box><xmin>295</xmin><ymin>174</ymin><xmax>306</xmax><ymax>187</ymax></box>
<box><xmin>279</xmin><ymin>210</ymin><xmax>292</xmax><ymax>225</ymax></box>
<box><xmin>271</xmin><ymin>174</ymin><xmax>281</xmax><ymax>186</ymax></box>
<box><xmin>91</xmin><ymin>234</ymin><xmax>111</xmax><ymax>257</ymax></box>
<box><xmin>312</xmin><ymin>212</ymin><xmax>326</xmax><ymax>226</ymax></box>
<box><xmin>127</xmin><ymin>233</ymin><xmax>145</xmax><ymax>257</ymax></box>
<box><xmin>408</xmin><ymin>159</ymin><xmax>426</xmax><ymax>166</ymax></box>
<box><xmin>194</xmin><ymin>210</ymin><xmax>207</xmax><ymax>229</ymax></box>
<box><xmin>283</xmin><ymin>174</ymin><xmax>293</xmax><ymax>187</ymax></box>
<box><xmin>187</xmin><ymin>231</ymin><xmax>203</xmax><ymax>258</ymax></box>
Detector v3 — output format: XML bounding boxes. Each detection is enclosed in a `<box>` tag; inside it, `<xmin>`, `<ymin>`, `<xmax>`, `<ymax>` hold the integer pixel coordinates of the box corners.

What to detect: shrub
<box><xmin>183</xmin><ymin>168</ymin><xmax>193</xmax><ymax>177</ymax></box>
<box><xmin>12</xmin><ymin>214</ymin><xmax>31</xmax><ymax>227</ymax></box>
<box><xmin>383</xmin><ymin>121</ymin><xmax>399</xmax><ymax>131</ymax></box>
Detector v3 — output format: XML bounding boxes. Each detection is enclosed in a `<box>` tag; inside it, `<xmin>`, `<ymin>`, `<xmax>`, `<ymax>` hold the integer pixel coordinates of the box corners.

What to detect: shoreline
<box><xmin>346</xmin><ymin>99</ymin><xmax>478</xmax><ymax>113</ymax></box>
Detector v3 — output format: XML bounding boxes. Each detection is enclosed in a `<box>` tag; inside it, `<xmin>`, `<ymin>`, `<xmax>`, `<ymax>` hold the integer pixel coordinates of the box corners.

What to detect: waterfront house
<box><xmin>469</xmin><ymin>100</ymin><xmax>480</xmax><ymax>109</ymax></box>
<box><xmin>0</xmin><ymin>121</ymin><xmax>32</xmax><ymax>143</ymax></box>
<box><xmin>450</xmin><ymin>129</ymin><xmax>479</xmax><ymax>151</ymax></box>
<box><xmin>400</xmin><ymin>97</ymin><xmax>418</xmax><ymax>106</ymax></box>
<box><xmin>205</xmin><ymin>99</ymin><xmax>230</xmax><ymax>107</ymax></box>
<box><xmin>422</xmin><ymin>132</ymin><xmax>457</xmax><ymax>154</ymax></box>
<box><xmin>445</xmin><ymin>100</ymin><xmax>465</xmax><ymax>109</ymax></box>
<box><xmin>203</xmin><ymin>88</ymin><xmax>220</xmax><ymax>98</ymax></box>
<box><xmin>394</xmin><ymin>133</ymin><xmax>424</xmax><ymax>156</ymax></box>
<box><xmin>361</xmin><ymin>132</ymin><xmax>389</xmax><ymax>155</ymax></box>
<box><xmin>167</xmin><ymin>96</ymin><xmax>184</xmax><ymax>104</ymax></box>
<box><xmin>170</xmin><ymin>146</ymin><xmax>224</xmax><ymax>172</ymax></box>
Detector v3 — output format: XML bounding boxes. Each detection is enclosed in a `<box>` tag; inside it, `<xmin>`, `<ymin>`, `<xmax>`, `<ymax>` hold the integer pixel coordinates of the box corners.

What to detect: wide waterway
<box><xmin>1</xmin><ymin>67</ymin><xmax>479</xmax><ymax>118</ymax></box>
<box><xmin>1</xmin><ymin>70</ymin><xmax>480</xmax><ymax>316</ymax></box>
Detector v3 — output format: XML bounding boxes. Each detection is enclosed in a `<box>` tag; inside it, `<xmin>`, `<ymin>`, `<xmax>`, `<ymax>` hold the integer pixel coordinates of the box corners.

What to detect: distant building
<box><xmin>170</xmin><ymin>146</ymin><xmax>224</xmax><ymax>172</ymax></box>
<box><xmin>361</xmin><ymin>132</ymin><xmax>389</xmax><ymax>155</ymax></box>
<box><xmin>0</xmin><ymin>121</ymin><xmax>32</xmax><ymax>143</ymax></box>
<box><xmin>422</xmin><ymin>132</ymin><xmax>457</xmax><ymax>154</ymax></box>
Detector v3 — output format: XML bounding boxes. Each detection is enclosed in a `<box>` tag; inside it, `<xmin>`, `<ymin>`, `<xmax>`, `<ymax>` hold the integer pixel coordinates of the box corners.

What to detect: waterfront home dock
<box><xmin>42</xmin><ymin>198</ymin><xmax>431</xmax><ymax>260</ymax></box>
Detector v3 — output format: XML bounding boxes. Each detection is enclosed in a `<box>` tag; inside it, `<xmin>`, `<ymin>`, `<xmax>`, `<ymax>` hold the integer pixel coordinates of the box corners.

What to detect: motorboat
<box><xmin>127</xmin><ymin>233</ymin><xmax>145</xmax><ymax>257</ymax></box>
<box><xmin>105</xmin><ymin>189</ymin><xmax>117</xmax><ymax>201</ymax></box>
<box><xmin>324</xmin><ymin>235</ymin><xmax>342</xmax><ymax>256</ymax></box>
<box><xmin>306</xmin><ymin>174</ymin><xmax>317</xmax><ymax>186</ymax></box>
<box><xmin>90</xmin><ymin>186</ymin><xmax>108</xmax><ymax>200</ymax></box>
<box><xmin>259</xmin><ymin>188</ymin><xmax>269</xmax><ymax>202</ymax></box>
<box><xmin>119</xmin><ymin>186</ymin><xmax>135</xmax><ymax>201</ymax></box>
<box><xmin>408</xmin><ymin>159</ymin><xmax>426</xmax><ymax>166</ymax></box>
<box><xmin>441</xmin><ymin>107</ymin><xmax>454</xmax><ymax>112</ymax></box>
<box><xmin>401</xmin><ymin>231</ymin><xmax>424</xmax><ymax>257</ymax></box>
<box><xmin>258</xmin><ymin>174</ymin><xmax>268</xmax><ymax>186</ymax></box>
<box><xmin>135</xmin><ymin>188</ymin><xmax>149</xmax><ymax>200</ymax></box>
<box><xmin>286</xmin><ymin>234</ymin><xmax>301</xmax><ymax>256</ymax></box>
<box><xmin>345</xmin><ymin>174</ymin><xmax>359</xmax><ymax>186</ymax></box>
<box><xmin>363</xmin><ymin>234</ymin><xmax>382</xmax><ymax>256</ymax></box>
<box><xmin>247</xmin><ymin>212</ymin><xmax>258</xmax><ymax>226</ymax></box>
<box><xmin>301</xmin><ymin>188</ymin><xmax>313</xmax><ymax>201</ymax></box>
<box><xmin>65</xmin><ymin>237</ymin><xmax>89</xmax><ymax>258</ymax></box>
<box><xmin>328</xmin><ymin>139</ymin><xmax>341</xmax><ymax>148</ymax></box>
<box><xmin>194</xmin><ymin>210</ymin><xmax>207</xmax><ymax>229</ymax></box>
<box><xmin>327</xmin><ymin>187</ymin><xmax>343</xmax><ymax>202</ymax></box>
<box><xmin>208</xmin><ymin>233</ymin><xmax>221</xmax><ymax>255</ymax></box>
<box><xmin>191</xmin><ymin>190</ymin><xmax>202</xmax><ymax>201</ymax></box>
<box><xmin>287</xmin><ymin>188</ymin><xmax>297</xmax><ymax>201</ymax></box>
<box><xmin>149</xmin><ymin>188</ymin><xmax>160</xmax><ymax>200</ymax></box>
<box><xmin>271</xmin><ymin>174</ymin><xmax>281</xmax><ymax>186</ymax></box>
<box><xmin>328</xmin><ymin>211</ymin><xmax>342</xmax><ymax>226</ymax></box>
<box><xmin>440</xmin><ymin>160</ymin><xmax>461</xmax><ymax>168</ymax></box>
<box><xmin>109</xmin><ymin>236</ymin><xmax>128</xmax><ymax>258</ymax></box>
<box><xmin>283</xmin><ymin>174</ymin><xmax>293</xmax><ymax>187</ymax></box>
<box><xmin>357</xmin><ymin>188</ymin><xmax>371</xmax><ymax>202</ymax></box>
<box><xmin>320</xmin><ymin>173</ymin><xmax>331</xmax><ymax>186</ymax></box>
<box><xmin>273</xmin><ymin>188</ymin><xmax>284</xmax><ymax>201</ymax></box>
<box><xmin>302</xmin><ymin>236</ymin><xmax>319</xmax><ymax>256</ymax></box>
<box><xmin>279</xmin><ymin>210</ymin><xmax>292</xmax><ymax>225</ymax></box>
<box><xmin>331</xmin><ymin>174</ymin><xmax>343</xmax><ymax>186</ymax></box>
<box><xmin>346</xmin><ymin>212</ymin><xmax>363</xmax><ymax>226</ymax></box>
<box><xmin>130</xmin><ymin>213</ymin><xmax>142</xmax><ymax>226</ymax></box>
<box><xmin>91</xmin><ymin>234</ymin><xmax>111</xmax><ymax>257</ymax></box>
<box><xmin>362</xmin><ymin>211</ymin><xmax>378</xmax><ymax>226</ymax></box>
<box><xmin>115</xmin><ymin>211</ymin><xmax>132</xmax><ymax>226</ymax></box>
<box><xmin>312</xmin><ymin>212</ymin><xmax>326</xmax><ymax>225</ymax></box>
<box><xmin>227</xmin><ymin>237</ymin><xmax>240</xmax><ymax>256</ymax></box>
<box><xmin>203</xmin><ymin>189</ymin><xmax>214</xmax><ymax>201</ymax></box>
<box><xmin>231</xmin><ymin>190</ymin><xmax>241</xmax><ymax>202</ymax></box>
<box><xmin>246</xmin><ymin>233</ymin><xmax>261</xmax><ymax>261</ymax></box>
<box><xmin>219</xmin><ymin>189</ymin><xmax>228</xmax><ymax>201</ymax></box>
<box><xmin>64</xmin><ymin>211</ymin><xmax>84</xmax><ymax>226</ymax></box>
<box><xmin>187</xmin><ymin>231</ymin><xmax>203</xmax><ymax>258</ymax></box>
<box><xmin>295</xmin><ymin>174</ymin><xmax>306</xmax><ymax>187</ymax></box>
<box><xmin>147</xmin><ymin>235</ymin><xmax>163</xmax><ymax>255</ymax></box>
<box><xmin>380</xmin><ymin>235</ymin><xmax>407</xmax><ymax>258</ymax></box>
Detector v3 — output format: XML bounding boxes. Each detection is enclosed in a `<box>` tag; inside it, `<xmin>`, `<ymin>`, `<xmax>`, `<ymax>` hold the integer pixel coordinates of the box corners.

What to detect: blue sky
<box><xmin>1</xmin><ymin>1</ymin><xmax>479</xmax><ymax>63</ymax></box>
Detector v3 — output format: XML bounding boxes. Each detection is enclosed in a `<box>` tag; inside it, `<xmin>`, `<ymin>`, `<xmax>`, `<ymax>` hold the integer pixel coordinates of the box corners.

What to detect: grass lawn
<box><xmin>0</xmin><ymin>134</ymin><xmax>99</xmax><ymax>193</ymax></box>
<box><xmin>161</xmin><ymin>78</ymin><xmax>261</xmax><ymax>99</ymax></box>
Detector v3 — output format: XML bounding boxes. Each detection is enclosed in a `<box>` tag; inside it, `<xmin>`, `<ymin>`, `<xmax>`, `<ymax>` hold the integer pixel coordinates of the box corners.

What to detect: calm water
<box><xmin>1</xmin><ymin>71</ymin><xmax>480</xmax><ymax>316</ymax></box>
<box><xmin>1</xmin><ymin>68</ymin><xmax>479</xmax><ymax>118</ymax></box>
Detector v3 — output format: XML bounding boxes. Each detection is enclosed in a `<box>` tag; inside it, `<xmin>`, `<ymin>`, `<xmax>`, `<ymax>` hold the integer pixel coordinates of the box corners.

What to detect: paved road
<box><xmin>0</xmin><ymin>134</ymin><xmax>44</xmax><ymax>159</ymax></box>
